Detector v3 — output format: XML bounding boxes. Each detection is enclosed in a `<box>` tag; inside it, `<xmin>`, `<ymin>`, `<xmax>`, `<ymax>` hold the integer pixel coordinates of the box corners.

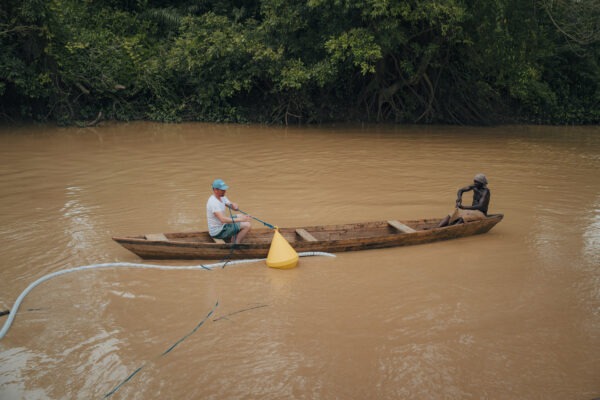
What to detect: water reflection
<box><xmin>69</xmin><ymin>330</ymin><xmax>124</xmax><ymax>397</ymax></box>
<box><xmin>376</xmin><ymin>342</ymin><xmax>466</xmax><ymax>398</ymax></box>
<box><xmin>61</xmin><ymin>186</ymin><xmax>97</xmax><ymax>252</ymax></box>
<box><xmin>583</xmin><ymin>197</ymin><xmax>600</xmax><ymax>265</ymax></box>
<box><xmin>0</xmin><ymin>347</ymin><xmax>52</xmax><ymax>399</ymax></box>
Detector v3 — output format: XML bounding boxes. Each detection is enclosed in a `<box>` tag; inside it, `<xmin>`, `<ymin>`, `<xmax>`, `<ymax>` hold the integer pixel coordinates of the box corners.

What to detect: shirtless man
<box><xmin>438</xmin><ymin>173</ymin><xmax>490</xmax><ymax>227</ymax></box>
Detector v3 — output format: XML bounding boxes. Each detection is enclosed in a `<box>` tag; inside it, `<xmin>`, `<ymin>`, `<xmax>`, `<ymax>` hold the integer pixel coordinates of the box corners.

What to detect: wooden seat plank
<box><xmin>296</xmin><ymin>228</ymin><xmax>318</xmax><ymax>242</ymax></box>
<box><xmin>387</xmin><ymin>220</ymin><xmax>416</xmax><ymax>234</ymax></box>
<box><xmin>145</xmin><ymin>233</ymin><xmax>168</xmax><ymax>241</ymax></box>
<box><xmin>212</xmin><ymin>237</ymin><xmax>226</xmax><ymax>244</ymax></box>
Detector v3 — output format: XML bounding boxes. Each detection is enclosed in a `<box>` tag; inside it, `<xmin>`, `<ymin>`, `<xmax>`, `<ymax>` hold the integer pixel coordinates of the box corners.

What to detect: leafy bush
<box><xmin>1</xmin><ymin>0</ymin><xmax>598</xmax><ymax>124</ymax></box>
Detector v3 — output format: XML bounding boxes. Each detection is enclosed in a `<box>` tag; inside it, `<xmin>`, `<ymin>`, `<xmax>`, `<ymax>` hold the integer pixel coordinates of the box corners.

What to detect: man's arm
<box><xmin>213</xmin><ymin>211</ymin><xmax>245</xmax><ymax>224</ymax></box>
<box><xmin>455</xmin><ymin>185</ymin><xmax>474</xmax><ymax>207</ymax></box>
<box><xmin>213</xmin><ymin>211</ymin><xmax>231</xmax><ymax>224</ymax></box>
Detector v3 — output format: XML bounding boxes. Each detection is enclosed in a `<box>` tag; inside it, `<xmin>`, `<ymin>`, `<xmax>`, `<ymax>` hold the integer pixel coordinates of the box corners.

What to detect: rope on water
<box><xmin>0</xmin><ymin>252</ymin><xmax>335</xmax><ymax>341</ymax></box>
<box><xmin>103</xmin><ymin>300</ymin><xmax>219</xmax><ymax>398</ymax></box>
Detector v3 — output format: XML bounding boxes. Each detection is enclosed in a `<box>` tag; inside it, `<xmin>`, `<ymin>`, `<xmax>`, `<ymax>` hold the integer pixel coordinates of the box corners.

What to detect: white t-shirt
<box><xmin>206</xmin><ymin>194</ymin><xmax>231</xmax><ymax>236</ymax></box>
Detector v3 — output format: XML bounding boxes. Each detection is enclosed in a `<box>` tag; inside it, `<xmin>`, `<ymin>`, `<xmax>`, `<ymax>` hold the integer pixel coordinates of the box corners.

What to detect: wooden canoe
<box><xmin>112</xmin><ymin>214</ymin><xmax>503</xmax><ymax>260</ymax></box>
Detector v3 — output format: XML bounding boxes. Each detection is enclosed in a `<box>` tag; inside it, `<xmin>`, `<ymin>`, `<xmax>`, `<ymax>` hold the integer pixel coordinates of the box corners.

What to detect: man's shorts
<box><xmin>212</xmin><ymin>223</ymin><xmax>240</xmax><ymax>240</ymax></box>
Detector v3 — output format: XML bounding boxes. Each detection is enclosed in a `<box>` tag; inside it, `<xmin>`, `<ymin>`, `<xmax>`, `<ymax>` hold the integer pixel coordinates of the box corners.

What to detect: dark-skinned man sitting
<box><xmin>438</xmin><ymin>173</ymin><xmax>490</xmax><ymax>227</ymax></box>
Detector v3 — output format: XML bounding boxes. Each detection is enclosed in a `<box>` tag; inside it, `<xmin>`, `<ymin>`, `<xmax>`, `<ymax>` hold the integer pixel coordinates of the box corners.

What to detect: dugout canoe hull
<box><xmin>112</xmin><ymin>214</ymin><xmax>503</xmax><ymax>260</ymax></box>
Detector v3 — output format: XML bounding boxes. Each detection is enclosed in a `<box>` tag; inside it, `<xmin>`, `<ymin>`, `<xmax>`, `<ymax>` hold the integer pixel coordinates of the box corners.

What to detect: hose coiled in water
<box><xmin>0</xmin><ymin>252</ymin><xmax>335</xmax><ymax>340</ymax></box>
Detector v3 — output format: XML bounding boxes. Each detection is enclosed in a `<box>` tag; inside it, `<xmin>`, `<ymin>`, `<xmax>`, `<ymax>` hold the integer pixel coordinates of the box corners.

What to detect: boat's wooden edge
<box><xmin>112</xmin><ymin>214</ymin><xmax>504</xmax><ymax>243</ymax></box>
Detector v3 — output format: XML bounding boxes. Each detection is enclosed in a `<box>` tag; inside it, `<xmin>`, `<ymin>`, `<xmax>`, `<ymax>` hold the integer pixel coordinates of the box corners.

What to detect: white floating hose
<box><xmin>0</xmin><ymin>252</ymin><xmax>335</xmax><ymax>340</ymax></box>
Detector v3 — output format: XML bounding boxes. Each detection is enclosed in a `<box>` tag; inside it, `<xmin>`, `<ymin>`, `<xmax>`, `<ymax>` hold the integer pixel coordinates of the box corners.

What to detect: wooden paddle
<box><xmin>227</xmin><ymin>205</ymin><xmax>276</xmax><ymax>229</ymax></box>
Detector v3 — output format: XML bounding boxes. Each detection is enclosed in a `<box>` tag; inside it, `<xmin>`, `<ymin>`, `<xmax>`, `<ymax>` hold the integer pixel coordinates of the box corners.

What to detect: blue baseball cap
<box><xmin>212</xmin><ymin>178</ymin><xmax>229</xmax><ymax>190</ymax></box>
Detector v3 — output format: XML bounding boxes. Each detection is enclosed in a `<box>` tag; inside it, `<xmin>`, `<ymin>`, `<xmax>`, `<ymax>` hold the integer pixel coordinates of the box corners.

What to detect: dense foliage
<box><xmin>1</xmin><ymin>0</ymin><xmax>598</xmax><ymax>125</ymax></box>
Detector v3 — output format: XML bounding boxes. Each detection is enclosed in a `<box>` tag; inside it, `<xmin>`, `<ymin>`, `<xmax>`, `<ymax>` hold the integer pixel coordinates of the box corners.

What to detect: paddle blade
<box><xmin>266</xmin><ymin>229</ymin><xmax>299</xmax><ymax>269</ymax></box>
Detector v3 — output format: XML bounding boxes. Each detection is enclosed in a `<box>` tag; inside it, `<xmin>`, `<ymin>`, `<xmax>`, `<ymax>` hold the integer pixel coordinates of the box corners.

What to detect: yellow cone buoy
<box><xmin>266</xmin><ymin>229</ymin><xmax>299</xmax><ymax>269</ymax></box>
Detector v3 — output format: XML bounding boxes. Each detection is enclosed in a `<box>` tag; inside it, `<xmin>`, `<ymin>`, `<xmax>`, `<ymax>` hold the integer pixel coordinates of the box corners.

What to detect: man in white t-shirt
<box><xmin>206</xmin><ymin>179</ymin><xmax>251</xmax><ymax>243</ymax></box>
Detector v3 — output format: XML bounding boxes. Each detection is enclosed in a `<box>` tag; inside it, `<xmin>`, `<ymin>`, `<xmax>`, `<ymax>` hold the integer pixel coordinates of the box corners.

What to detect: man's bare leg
<box><xmin>234</xmin><ymin>222</ymin><xmax>252</xmax><ymax>244</ymax></box>
<box><xmin>438</xmin><ymin>215</ymin><xmax>450</xmax><ymax>227</ymax></box>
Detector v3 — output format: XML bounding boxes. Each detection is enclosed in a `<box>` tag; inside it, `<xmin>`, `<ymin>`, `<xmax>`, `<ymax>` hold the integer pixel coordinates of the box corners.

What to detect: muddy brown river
<box><xmin>0</xmin><ymin>122</ymin><xmax>599</xmax><ymax>399</ymax></box>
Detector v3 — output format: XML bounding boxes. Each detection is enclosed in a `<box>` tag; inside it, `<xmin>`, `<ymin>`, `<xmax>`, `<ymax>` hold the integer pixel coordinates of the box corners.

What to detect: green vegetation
<box><xmin>1</xmin><ymin>0</ymin><xmax>598</xmax><ymax>125</ymax></box>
